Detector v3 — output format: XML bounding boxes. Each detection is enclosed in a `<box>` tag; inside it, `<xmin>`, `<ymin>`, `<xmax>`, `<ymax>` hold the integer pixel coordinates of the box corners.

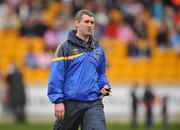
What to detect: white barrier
<box><xmin>103</xmin><ymin>85</ymin><xmax>180</xmax><ymax>122</ymax></box>
<box><xmin>0</xmin><ymin>84</ymin><xmax>180</xmax><ymax>122</ymax></box>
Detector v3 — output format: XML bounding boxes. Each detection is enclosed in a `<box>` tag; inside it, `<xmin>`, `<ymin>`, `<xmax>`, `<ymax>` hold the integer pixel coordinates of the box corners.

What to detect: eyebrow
<box><xmin>84</xmin><ymin>19</ymin><xmax>95</xmax><ymax>23</ymax></box>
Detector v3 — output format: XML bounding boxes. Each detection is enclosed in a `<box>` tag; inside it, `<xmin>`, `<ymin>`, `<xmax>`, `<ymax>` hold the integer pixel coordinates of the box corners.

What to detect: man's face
<box><xmin>76</xmin><ymin>14</ymin><xmax>95</xmax><ymax>36</ymax></box>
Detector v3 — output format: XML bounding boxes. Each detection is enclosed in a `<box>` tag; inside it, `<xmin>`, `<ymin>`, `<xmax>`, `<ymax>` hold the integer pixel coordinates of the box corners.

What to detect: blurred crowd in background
<box><xmin>0</xmin><ymin>0</ymin><xmax>179</xmax><ymax>84</ymax></box>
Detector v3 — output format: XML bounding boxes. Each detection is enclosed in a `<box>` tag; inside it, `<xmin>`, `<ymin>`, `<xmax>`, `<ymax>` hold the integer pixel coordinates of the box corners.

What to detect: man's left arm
<box><xmin>98</xmin><ymin>50</ymin><xmax>111</xmax><ymax>96</ymax></box>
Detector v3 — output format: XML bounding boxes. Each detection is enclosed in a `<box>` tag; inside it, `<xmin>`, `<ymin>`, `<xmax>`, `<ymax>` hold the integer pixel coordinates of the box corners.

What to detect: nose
<box><xmin>88</xmin><ymin>21</ymin><xmax>94</xmax><ymax>27</ymax></box>
<box><xmin>88</xmin><ymin>22</ymin><xmax>92</xmax><ymax>27</ymax></box>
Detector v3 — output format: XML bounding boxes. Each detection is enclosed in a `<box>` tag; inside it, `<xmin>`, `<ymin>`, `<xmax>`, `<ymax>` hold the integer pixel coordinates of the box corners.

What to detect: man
<box><xmin>161</xmin><ymin>96</ymin><xmax>168</xmax><ymax>130</ymax></box>
<box><xmin>143</xmin><ymin>84</ymin><xmax>155</xmax><ymax>129</ymax></box>
<box><xmin>130</xmin><ymin>83</ymin><xmax>139</xmax><ymax>129</ymax></box>
<box><xmin>6</xmin><ymin>63</ymin><xmax>26</xmax><ymax>123</ymax></box>
<box><xmin>47</xmin><ymin>9</ymin><xmax>111</xmax><ymax>130</ymax></box>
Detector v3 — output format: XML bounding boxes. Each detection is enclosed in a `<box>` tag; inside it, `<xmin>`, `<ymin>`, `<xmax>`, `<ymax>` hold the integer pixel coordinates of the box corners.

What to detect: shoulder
<box><xmin>53</xmin><ymin>40</ymin><xmax>69</xmax><ymax>57</ymax></box>
<box><xmin>93</xmin><ymin>40</ymin><xmax>100</xmax><ymax>48</ymax></box>
<box><xmin>94</xmin><ymin>41</ymin><xmax>104</xmax><ymax>52</ymax></box>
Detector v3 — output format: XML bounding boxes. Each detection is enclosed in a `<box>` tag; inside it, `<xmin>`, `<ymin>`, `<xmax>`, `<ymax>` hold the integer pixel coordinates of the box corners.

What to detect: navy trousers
<box><xmin>53</xmin><ymin>100</ymin><xmax>106</xmax><ymax>130</ymax></box>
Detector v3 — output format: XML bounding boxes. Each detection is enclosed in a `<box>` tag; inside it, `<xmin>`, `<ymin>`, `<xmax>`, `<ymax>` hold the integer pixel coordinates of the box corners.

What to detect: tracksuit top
<box><xmin>47</xmin><ymin>30</ymin><xmax>109</xmax><ymax>104</ymax></box>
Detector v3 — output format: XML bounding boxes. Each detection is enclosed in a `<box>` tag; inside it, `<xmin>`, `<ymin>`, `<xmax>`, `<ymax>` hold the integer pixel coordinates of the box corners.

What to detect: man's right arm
<box><xmin>47</xmin><ymin>43</ymin><xmax>67</xmax><ymax>104</ymax></box>
<box><xmin>47</xmin><ymin>43</ymin><xmax>67</xmax><ymax>119</ymax></box>
<box><xmin>48</xmin><ymin>61</ymin><xmax>65</xmax><ymax>103</ymax></box>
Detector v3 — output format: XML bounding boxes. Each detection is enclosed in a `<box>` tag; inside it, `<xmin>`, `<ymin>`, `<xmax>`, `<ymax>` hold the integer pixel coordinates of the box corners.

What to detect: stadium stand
<box><xmin>0</xmin><ymin>0</ymin><xmax>179</xmax><ymax>85</ymax></box>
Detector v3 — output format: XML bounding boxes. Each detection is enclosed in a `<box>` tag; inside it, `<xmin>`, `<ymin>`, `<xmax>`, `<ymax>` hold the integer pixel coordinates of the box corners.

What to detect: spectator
<box><xmin>0</xmin><ymin>1</ymin><xmax>20</xmax><ymax>31</ymax></box>
<box><xmin>20</xmin><ymin>18</ymin><xmax>35</xmax><ymax>36</ymax></box>
<box><xmin>130</xmin><ymin>83</ymin><xmax>139</xmax><ymax>129</ymax></box>
<box><xmin>117</xmin><ymin>22</ymin><xmax>135</xmax><ymax>43</ymax></box>
<box><xmin>95</xmin><ymin>2</ymin><xmax>108</xmax><ymax>27</ymax></box>
<box><xmin>20</xmin><ymin>17</ymin><xmax>48</xmax><ymax>37</ymax></box>
<box><xmin>104</xmin><ymin>9</ymin><xmax>121</xmax><ymax>38</ymax></box>
<box><xmin>143</xmin><ymin>84</ymin><xmax>155</xmax><ymax>129</ymax></box>
<box><xmin>161</xmin><ymin>96</ymin><xmax>169</xmax><ymax>130</ymax></box>
<box><xmin>164</xmin><ymin>6</ymin><xmax>175</xmax><ymax>30</ymax></box>
<box><xmin>156</xmin><ymin>22</ymin><xmax>170</xmax><ymax>49</ymax></box>
<box><xmin>127</xmin><ymin>38</ymin><xmax>139</xmax><ymax>58</ymax></box>
<box><xmin>138</xmin><ymin>38</ymin><xmax>152</xmax><ymax>58</ymax></box>
<box><xmin>29</xmin><ymin>0</ymin><xmax>44</xmax><ymax>20</ymax></box>
<box><xmin>124</xmin><ymin>0</ymin><xmax>144</xmax><ymax>18</ymax></box>
<box><xmin>24</xmin><ymin>47</ymin><xmax>38</xmax><ymax>68</ymax></box>
<box><xmin>152</xmin><ymin>0</ymin><xmax>164</xmax><ymax>21</ymax></box>
<box><xmin>95</xmin><ymin>2</ymin><xmax>108</xmax><ymax>39</ymax></box>
<box><xmin>36</xmin><ymin>48</ymin><xmax>53</xmax><ymax>69</ymax></box>
<box><xmin>142</xmin><ymin>0</ymin><xmax>152</xmax><ymax>11</ymax></box>
<box><xmin>60</xmin><ymin>1</ymin><xmax>72</xmax><ymax>24</ymax></box>
<box><xmin>6</xmin><ymin>63</ymin><xmax>26</xmax><ymax>123</ymax></box>
<box><xmin>32</xmin><ymin>17</ymin><xmax>48</xmax><ymax>37</ymax></box>
<box><xmin>43</xmin><ymin>22</ymin><xmax>61</xmax><ymax>51</ymax></box>
<box><xmin>71</xmin><ymin>0</ymin><xmax>84</xmax><ymax>16</ymax></box>
<box><xmin>18</xmin><ymin>0</ymin><xmax>30</xmax><ymax>20</ymax></box>
<box><xmin>174</xmin><ymin>8</ymin><xmax>180</xmax><ymax>25</ymax></box>
<box><xmin>170</xmin><ymin>25</ymin><xmax>180</xmax><ymax>56</ymax></box>
<box><xmin>57</xmin><ymin>21</ymin><xmax>69</xmax><ymax>43</ymax></box>
<box><xmin>133</xmin><ymin>16</ymin><xmax>147</xmax><ymax>39</ymax></box>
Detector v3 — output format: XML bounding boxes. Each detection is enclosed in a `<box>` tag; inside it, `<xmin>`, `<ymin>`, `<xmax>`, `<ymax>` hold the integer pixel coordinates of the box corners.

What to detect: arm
<box><xmin>47</xmin><ymin>43</ymin><xmax>67</xmax><ymax>119</ymax></box>
<box><xmin>98</xmin><ymin>50</ymin><xmax>111</xmax><ymax>97</ymax></box>
<box><xmin>48</xmin><ymin>60</ymin><xmax>65</xmax><ymax>104</ymax></box>
<box><xmin>48</xmin><ymin>60</ymin><xmax>66</xmax><ymax>119</ymax></box>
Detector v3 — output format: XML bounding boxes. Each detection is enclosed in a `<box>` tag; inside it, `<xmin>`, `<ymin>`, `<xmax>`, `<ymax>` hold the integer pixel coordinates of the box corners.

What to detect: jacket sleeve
<box><xmin>98</xmin><ymin>49</ymin><xmax>110</xmax><ymax>89</ymax></box>
<box><xmin>47</xmin><ymin>43</ymin><xmax>67</xmax><ymax>104</ymax></box>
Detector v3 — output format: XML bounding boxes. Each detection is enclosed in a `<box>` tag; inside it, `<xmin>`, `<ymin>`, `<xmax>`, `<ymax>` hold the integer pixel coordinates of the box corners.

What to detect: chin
<box><xmin>86</xmin><ymin>32</ymin><xmax>92</xmax><ymax>36</ymax></box>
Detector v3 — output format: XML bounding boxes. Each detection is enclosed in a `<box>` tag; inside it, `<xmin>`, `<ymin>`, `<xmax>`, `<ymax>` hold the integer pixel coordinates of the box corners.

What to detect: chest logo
<box><xmin>73</xmin><ymin>48</ymin><xmax>80</xmax><ymax>55</ymax></box>
<box><xmin>94</xmin><ymin>50</ymin><xmax>100</xmax><ymax>59</ymax></box>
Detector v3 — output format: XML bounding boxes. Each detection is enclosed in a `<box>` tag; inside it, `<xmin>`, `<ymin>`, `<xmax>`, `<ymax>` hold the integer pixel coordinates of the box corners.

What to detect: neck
<box><xmin>76</xmin><ymin>31</ymin><xmax>89</xmax><ymax>43</ymax></box>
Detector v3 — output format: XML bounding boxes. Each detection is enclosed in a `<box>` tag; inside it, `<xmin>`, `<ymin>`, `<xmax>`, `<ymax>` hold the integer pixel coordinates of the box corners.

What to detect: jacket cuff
<box><xmin>99</xmin><ymin>82</ymin><xmax>110</xmax><ymax>89</ymax></box>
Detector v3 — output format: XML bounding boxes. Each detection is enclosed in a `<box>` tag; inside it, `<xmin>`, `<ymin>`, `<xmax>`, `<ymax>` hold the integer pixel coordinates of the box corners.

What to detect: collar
<box><xmin>67</xmin><ymin>30</ymin><xmax>95</xmax><ymax>49</ymax></box>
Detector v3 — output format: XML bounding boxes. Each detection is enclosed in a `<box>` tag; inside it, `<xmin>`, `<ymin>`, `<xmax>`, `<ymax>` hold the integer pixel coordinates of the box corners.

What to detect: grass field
<box><xmin>0</xmin><ymin>123</ymin><xmax>179</xmax><ymax>130</ymax></box>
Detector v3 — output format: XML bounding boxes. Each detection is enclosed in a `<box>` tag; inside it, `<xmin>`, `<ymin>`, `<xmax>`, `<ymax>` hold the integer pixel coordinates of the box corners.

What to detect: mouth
<box><xmin>87</xmin><ymin>29</ymin><xmax>92</xmax><ymax>32</ymax></box>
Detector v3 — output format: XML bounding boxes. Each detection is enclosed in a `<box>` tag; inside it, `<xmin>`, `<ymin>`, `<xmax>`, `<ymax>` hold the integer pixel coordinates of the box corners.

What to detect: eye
<box><xmin>91</xmin><ymin>21</ymin><xmax>94</xmax><ymax>24</ymax></box>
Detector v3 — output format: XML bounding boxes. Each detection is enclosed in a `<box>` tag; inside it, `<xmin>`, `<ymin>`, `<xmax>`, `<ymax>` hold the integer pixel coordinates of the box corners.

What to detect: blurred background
<box><xmin>0</xmin><ymin>0</ymin><xmax>180</xmax><ymax>129</ymax></box>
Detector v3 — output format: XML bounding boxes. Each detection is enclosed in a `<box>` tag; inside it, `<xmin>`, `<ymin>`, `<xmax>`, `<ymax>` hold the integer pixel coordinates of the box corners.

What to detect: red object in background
<box><xmin>104</xmin><ymin>24</ymin><xmax>118</xmax><ymax>38</ymax></box>
<box><xmin>172</xmin><ymin>0</ymin><xmax>180</xmax><ymax>6</ymax></box>
<box><xmin>175</xmin><ymin>13</ymin><xmax>180</xmax><ymax>25</ymax></box>
<box><xmin>174</xmin><ymin>6</ymin><xmax>180</xmax><ymax>25</ymax></box>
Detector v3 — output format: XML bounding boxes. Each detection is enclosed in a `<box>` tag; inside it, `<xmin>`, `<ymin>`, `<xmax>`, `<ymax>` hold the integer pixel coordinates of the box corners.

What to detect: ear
<box><xmin>75</xmin><ymin>20</ymin><xmax>79</xmax><ymax>29</ymax></box>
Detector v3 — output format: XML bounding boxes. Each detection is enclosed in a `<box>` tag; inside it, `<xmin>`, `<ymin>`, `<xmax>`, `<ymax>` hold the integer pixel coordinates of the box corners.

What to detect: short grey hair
<box><xmin>75</xmin><ymin>9</ymin><xmax>95</xmax><ymax>22</ymax></box>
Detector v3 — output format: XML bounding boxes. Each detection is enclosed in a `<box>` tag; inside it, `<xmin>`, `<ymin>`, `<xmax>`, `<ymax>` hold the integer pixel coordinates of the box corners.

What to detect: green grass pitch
<box><xmin>0</xmin><ymin>123</ymin><xmax>179</xmax><ymax>130</ymax></box>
